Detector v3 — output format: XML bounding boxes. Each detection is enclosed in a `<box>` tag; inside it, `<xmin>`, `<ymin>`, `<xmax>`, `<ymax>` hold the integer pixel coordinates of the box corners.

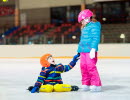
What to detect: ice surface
<box><xmin>0</xmin><ymin>58</ymin><xmax>130</xmax><ymax>100</ymax></box>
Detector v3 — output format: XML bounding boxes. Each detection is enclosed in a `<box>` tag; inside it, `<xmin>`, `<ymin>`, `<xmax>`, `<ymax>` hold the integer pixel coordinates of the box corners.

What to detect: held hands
<box><xmin>90</xmin><ymin>48</ymin><xmax>96</xmax><ymax>59</ymax></box>
<box><xmin>72</xmin><ymin>53</ymin><xmax>80</xmax><ymax>63</ymax></box>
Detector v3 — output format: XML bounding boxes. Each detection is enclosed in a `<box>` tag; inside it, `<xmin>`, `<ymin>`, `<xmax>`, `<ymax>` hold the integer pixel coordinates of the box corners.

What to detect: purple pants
<box><xmin>80</xmin><ymin>52</ymin><xmax>102</xmax><ymax>86</ymax></box>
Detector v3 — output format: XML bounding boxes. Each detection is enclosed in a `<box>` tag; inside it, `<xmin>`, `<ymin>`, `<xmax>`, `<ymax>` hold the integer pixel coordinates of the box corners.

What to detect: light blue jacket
<box><xmin>77</xmin><ymin>21</ymin><xmax>101</xmax><ymax>53</ymax></box>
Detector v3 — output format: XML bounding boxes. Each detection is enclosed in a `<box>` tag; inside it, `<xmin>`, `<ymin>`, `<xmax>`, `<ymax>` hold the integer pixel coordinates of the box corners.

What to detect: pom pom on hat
<box><xmin>40</xmin><ymin>54</ymin><xmax>52</xmax><ymax>67</ymax></box>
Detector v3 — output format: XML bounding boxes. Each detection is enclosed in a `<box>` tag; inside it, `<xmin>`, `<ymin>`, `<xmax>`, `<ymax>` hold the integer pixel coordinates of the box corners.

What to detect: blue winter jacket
<box><xmin>77</xmin><ymin>21</ymin><xmax>101</xmax><ymax>53</ymax></box>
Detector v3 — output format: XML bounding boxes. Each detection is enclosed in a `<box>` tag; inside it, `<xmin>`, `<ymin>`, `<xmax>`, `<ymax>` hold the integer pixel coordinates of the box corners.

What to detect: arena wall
<box><xmin>0</xmin><ymin>16</ymin><xmax>14</xmax><ymax>26</ymax></box>
<box><xmin>20</xmin><ymin>8</ymin><xmax>50</xmax><ymax>24</ymax></box>
<box><xmin>19</xmin><ymin>0</ymin><xmax>93</xmax><ymax>9</ymax></box>
<box><xmin>0</xmin><ymin>44</ymin><xmax>130</xmax><ymax>58</ymax></box>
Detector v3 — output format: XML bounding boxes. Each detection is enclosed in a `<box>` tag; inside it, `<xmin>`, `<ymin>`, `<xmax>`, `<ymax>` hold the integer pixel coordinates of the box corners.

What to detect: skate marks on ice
<box><xmin>102</xmin><ymin>85</ymin><xmax>126</xmax><ymax>91</ymax></box>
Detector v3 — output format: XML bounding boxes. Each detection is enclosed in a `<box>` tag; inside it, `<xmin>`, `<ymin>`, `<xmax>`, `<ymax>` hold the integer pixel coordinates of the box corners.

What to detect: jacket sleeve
<box><xmin>90</xmin><ymin>24</ymin><xmax>101</xmax><ymax>49</ymax></box>
<box><xmin>34</xmin><ymin>68</ymin><xmax>49</xmax><ymax>87</ymax></box>
<box><xmin>56</xmin><ymin>61</ymin><xmax>76</xmax><ymax>73</ymax></box>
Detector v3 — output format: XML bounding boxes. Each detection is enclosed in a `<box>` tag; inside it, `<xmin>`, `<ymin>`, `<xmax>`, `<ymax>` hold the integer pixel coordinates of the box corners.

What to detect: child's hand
<box><xmin>31</xmin><ymin>86</ymin><xmax>39</xmax><ymax>93</ymax></box>
<box><xmin>27</xmin><ymin>86</ymin><xmax>34</xmax><ymax>91</ymax></box>
<box><xmin>72</xmin><ymin>53</ymin><xmax>80</xmax><ymax>63</ymax></box>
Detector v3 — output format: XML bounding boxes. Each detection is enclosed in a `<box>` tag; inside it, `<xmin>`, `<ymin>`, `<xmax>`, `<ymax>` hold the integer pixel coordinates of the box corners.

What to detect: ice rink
<box><xmin>0</xmin><ymin>58</ymin><xmax>130</xmax><ymax>100</ymax></box>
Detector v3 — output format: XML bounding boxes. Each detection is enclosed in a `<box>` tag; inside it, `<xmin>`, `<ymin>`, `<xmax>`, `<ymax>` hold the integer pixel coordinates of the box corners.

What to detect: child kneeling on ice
<box><xmin>28</xmin><ymin>53</ymin><xmax>80</xmax><ymax>93</ymax></box>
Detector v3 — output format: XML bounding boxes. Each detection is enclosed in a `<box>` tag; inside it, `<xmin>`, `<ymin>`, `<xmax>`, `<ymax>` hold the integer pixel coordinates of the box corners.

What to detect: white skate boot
<box><xmin>90</xmin><ymin>85</ymin><xmax>102</xmax><ymax>92</ymax></box>
<box><xmin>82</xmin><ymin>85</ymin><xmax>90</xmax><ymax>91</ymax></box>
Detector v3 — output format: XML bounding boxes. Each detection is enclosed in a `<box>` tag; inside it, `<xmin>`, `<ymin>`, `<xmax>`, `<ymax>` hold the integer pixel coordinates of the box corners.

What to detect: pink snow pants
<box><xmin>80</xmin><ymin>52</ymin><xmax>102</xmax><ymax>86</ymax></box>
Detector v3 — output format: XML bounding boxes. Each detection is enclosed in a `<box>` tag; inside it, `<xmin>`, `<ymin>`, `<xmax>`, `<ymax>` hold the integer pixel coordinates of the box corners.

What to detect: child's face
<box><xmin>47</xmin><ymin>56</ymin><xmax>55</xmax><ymax>65</ymax></box>
<box><xmin>81</xmin><ymin>20</ymin><xmax>87</xmax><ymax>25</ymax></box>
<box><xmin>81</xmin><ymin>17</ymin><xmax>90</xmax><ymax>25</ymax></box>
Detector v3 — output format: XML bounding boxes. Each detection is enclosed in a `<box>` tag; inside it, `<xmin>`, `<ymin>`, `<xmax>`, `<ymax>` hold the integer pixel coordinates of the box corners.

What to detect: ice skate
<box><xmin>81</xmin><ymin>85</ymin><xmax>90</xmax><ymax>91</ymax></box>
<box><xmin>90</xmin><ymin>85</ymin><xmax>102</xmax><ymax>92</ymax></box>
<box><xmin>71</xmin><ymin>85</ymin><xmax>79</xmax><ymax>91</ymax></box>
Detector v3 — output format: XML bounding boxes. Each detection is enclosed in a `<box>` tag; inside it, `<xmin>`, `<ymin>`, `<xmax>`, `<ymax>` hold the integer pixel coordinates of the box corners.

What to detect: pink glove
<box><xmin>89</xmin><ymin>48</ymin><xmax>96</xmax><ymax>59</ymax></box>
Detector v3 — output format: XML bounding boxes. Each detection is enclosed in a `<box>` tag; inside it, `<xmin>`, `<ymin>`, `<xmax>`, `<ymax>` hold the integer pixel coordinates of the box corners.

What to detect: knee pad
<box><xmin>54</xmin><ymin>84</ymin><xmax>72</xmax><ymax>92</ymax></box>
<box><xmin>39</xmin><ymin>85</ymin><xmax>53</xmax><ymax>92</ymax></box>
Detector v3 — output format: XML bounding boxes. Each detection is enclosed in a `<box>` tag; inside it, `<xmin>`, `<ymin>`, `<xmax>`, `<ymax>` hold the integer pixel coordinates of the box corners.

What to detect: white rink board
<box><xmin>0</xmin><ymin>44</ymin><xmax>130</xmax><ymax>58</ymax></box>
<box><xmin>0</xmin><ymin>58</ymin><xmax>130</xmax><ymax>100</ymax></box>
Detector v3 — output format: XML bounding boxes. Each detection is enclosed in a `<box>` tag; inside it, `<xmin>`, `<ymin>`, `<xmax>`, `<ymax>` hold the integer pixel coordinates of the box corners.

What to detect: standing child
<box><xmin>77</xmin><ymin>9</ymin><xmax>102</xmax><ymax>92</ymax></box>
<box><xmin>28</xmin><ymin>53</ymin><xmax>80</xmax><ymax>93</ymax></box>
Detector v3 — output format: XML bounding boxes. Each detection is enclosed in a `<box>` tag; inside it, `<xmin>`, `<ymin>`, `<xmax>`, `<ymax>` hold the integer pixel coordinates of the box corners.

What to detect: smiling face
<box><xmin>47</xmin><ymin>56</ymin><xmax>55</xmax><ymax>65</ymax></box>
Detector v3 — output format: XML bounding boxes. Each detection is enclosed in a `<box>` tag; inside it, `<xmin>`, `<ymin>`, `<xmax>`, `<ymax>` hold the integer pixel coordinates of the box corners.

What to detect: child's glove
<box><xmin>90</xmin><ymin>48</ymin><xmax>96</xmax><ymax>59</ymax></box>
<box><xmin>30</xmin><ymin>86</ymin><xmax>39</xmax><ymax>93</ymax></box>
<box><xmin>27</xmin><ymin>86</ymin><xmax>34</xmax><ymax>91</ymax></box>
<box><xmin>72</xmin><ymin>53</ymin><xmax>80</xmax><ymax>63</ymax></box>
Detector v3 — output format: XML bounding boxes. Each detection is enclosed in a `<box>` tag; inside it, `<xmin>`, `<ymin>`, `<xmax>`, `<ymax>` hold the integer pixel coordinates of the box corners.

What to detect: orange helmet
<box><xmin>40</xmin><ymin>54</ymin><xmax>52</xmax><ymax>67</ymax></box>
